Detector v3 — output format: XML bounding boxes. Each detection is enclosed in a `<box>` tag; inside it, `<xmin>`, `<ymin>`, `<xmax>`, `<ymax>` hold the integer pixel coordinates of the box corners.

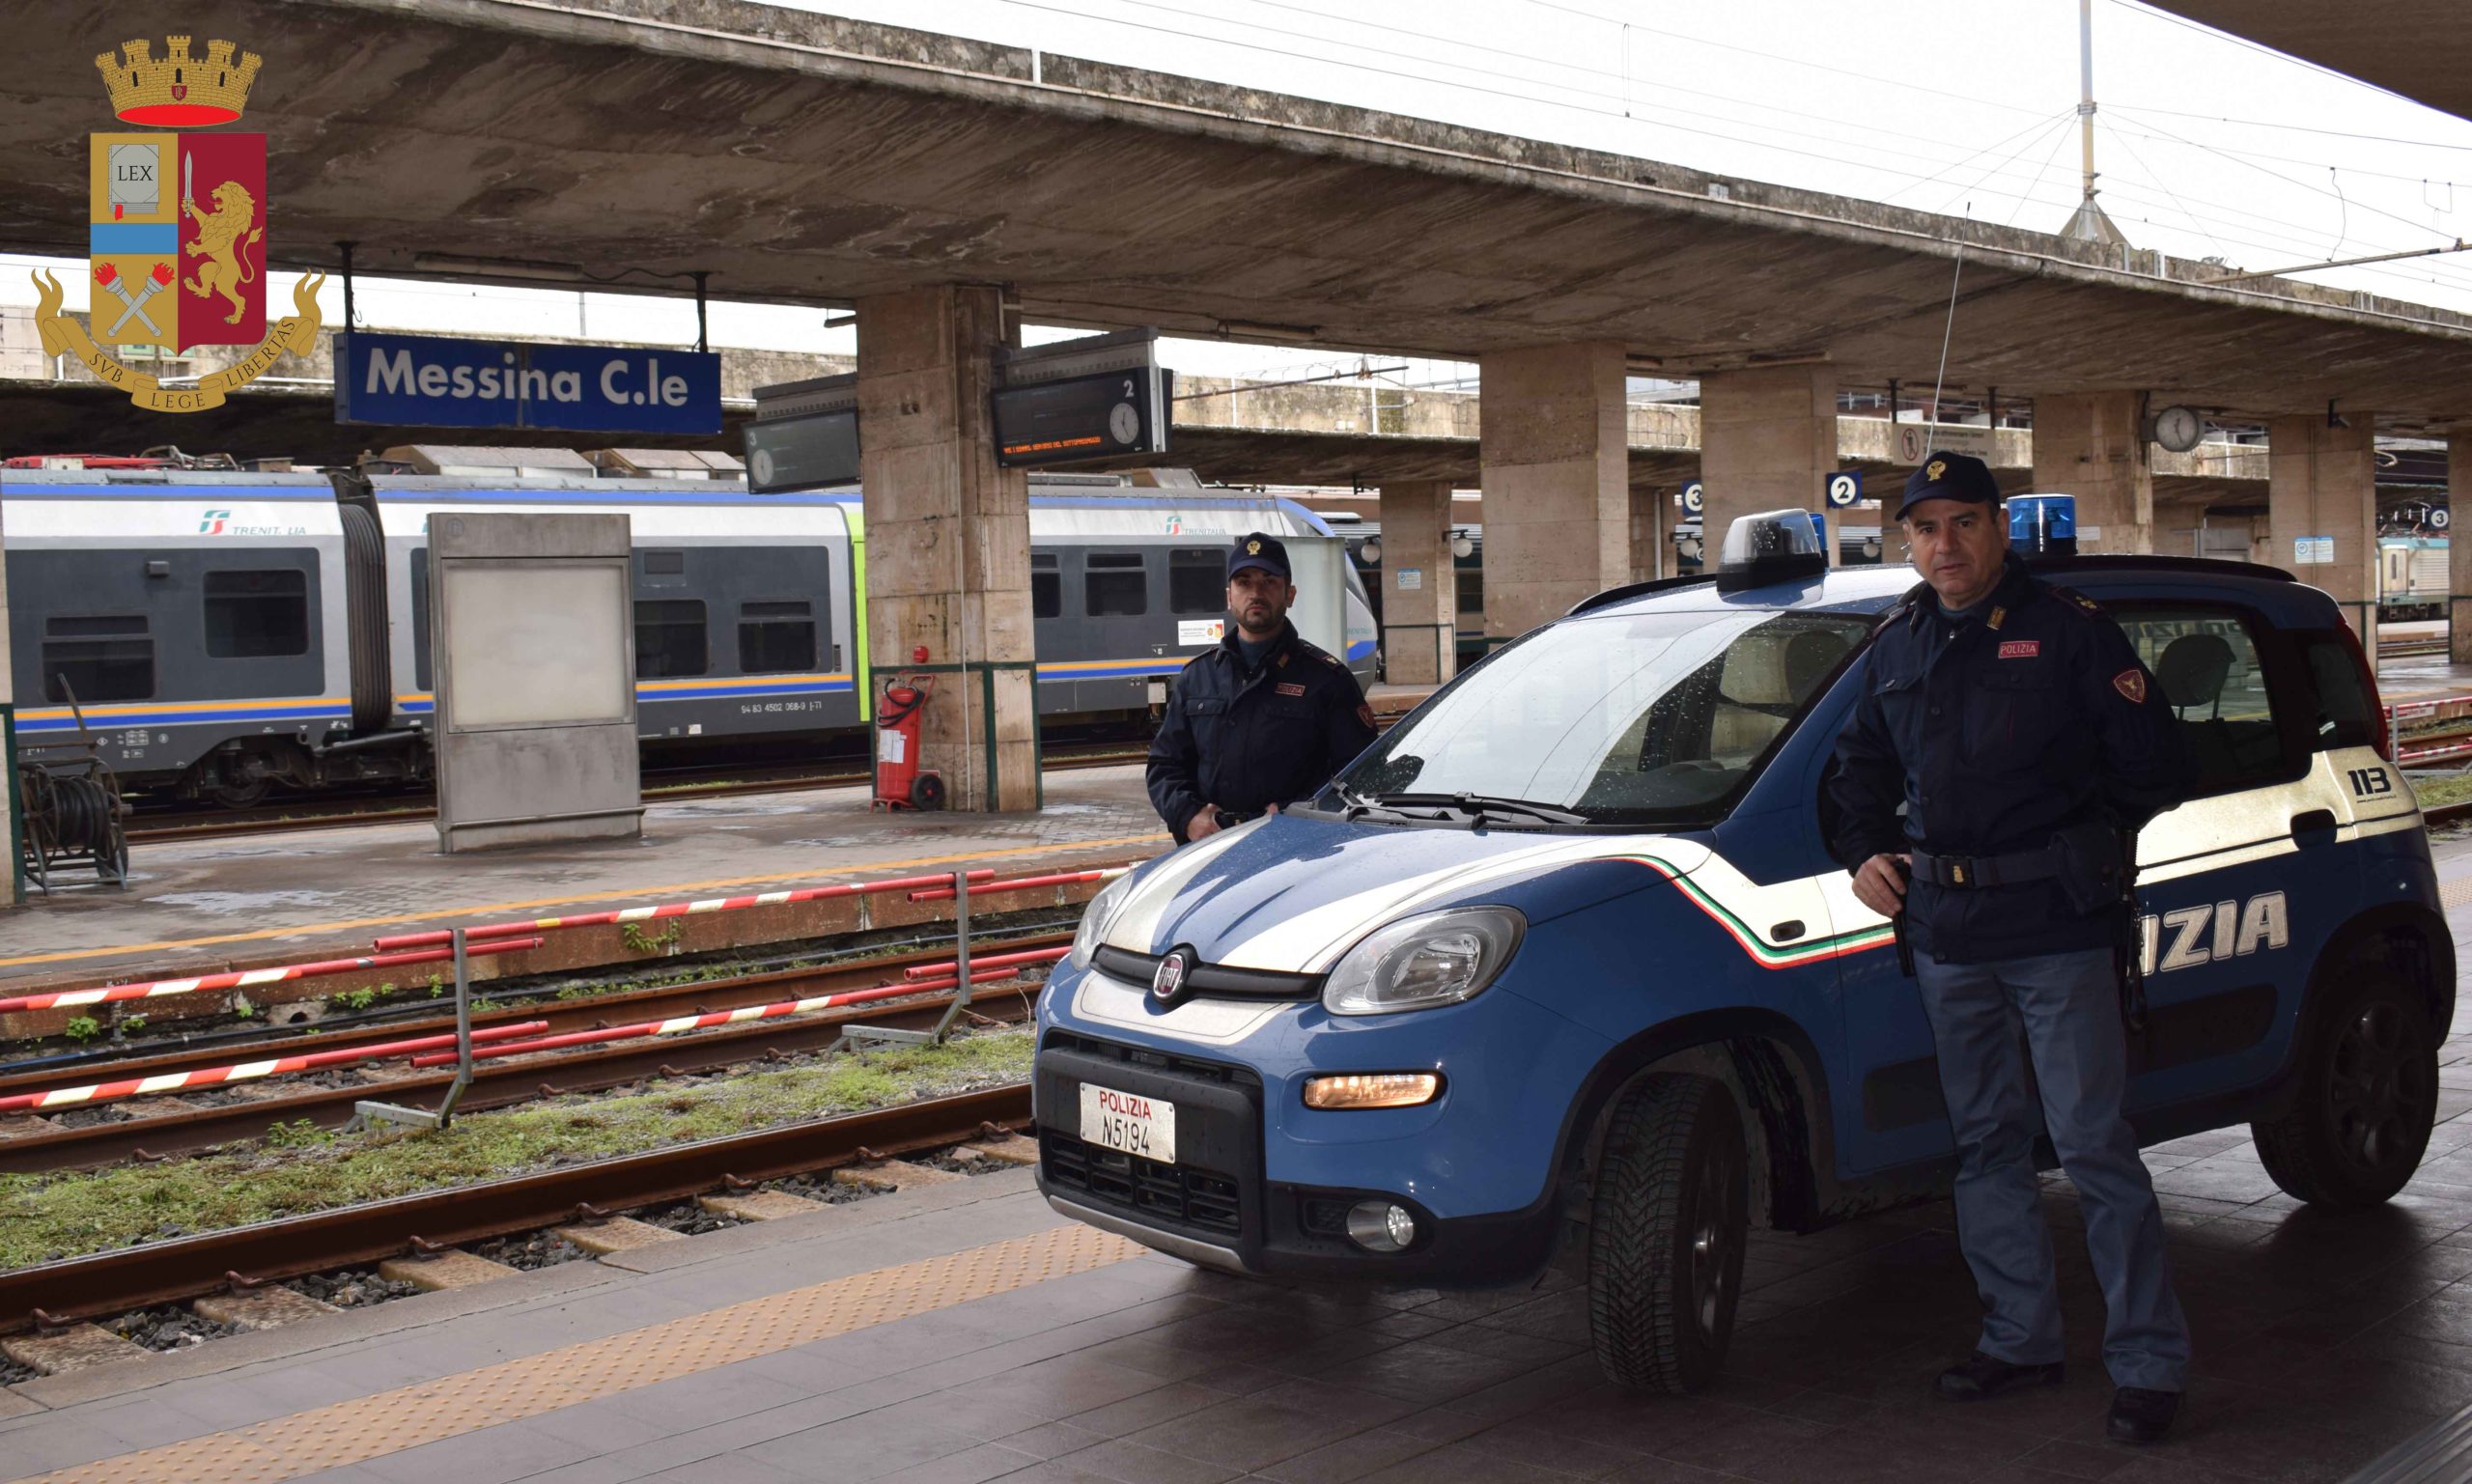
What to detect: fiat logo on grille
<box><xmin>1151</xmin><ymin>945</ymin><xmax>1198</xmax><ymax>1007</ymax></box>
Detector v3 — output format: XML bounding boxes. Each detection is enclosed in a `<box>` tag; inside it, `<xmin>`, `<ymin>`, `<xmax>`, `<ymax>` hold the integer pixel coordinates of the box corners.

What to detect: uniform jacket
<box><xmin>1146</xmin><ymin>621</ymin><xmax>1378</xmax><ymax>845</ymax></box>
<box><xmin>1826</xmin><ymin>556</ymin><xmax>2199</xmax><ymax>964</ymax></box>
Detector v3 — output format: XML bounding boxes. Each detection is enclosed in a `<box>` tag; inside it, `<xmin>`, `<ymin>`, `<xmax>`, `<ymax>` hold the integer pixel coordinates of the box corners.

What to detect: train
<box><xmin>2379</xmin><ymin>535</ymin><xmax>2448</xmax><ymax>623</ymax></box>
<box><xmin>1</xmin><ymin>462</ymin><xmax>1380</xmax><ymax>805</ymax></box>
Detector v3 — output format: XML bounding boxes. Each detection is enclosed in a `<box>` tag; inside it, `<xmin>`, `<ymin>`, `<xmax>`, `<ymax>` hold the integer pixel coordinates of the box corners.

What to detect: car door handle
<box><xmin>2290</xmin><ymin>808</ymin><xmax>2337</xmax><ymax>841</ymax></box>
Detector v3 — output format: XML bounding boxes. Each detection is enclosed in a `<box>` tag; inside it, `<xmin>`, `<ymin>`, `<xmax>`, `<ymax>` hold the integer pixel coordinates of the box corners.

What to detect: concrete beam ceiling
<box><xmin>12</xmin><ymin>1</ymin><xmax>2472</xmax><ymax>430</ymax></box>
<box><xmin>2153</xmin><ymin>3</ymin><xmax>2472</xmax><ymax>122</ymax></box>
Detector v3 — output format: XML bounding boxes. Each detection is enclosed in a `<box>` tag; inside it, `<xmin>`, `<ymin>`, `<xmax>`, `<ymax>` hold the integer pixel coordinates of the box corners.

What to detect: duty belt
<box><xmin>1908</xmin><ymin>845</ymin><xmax>2062</xmax><ymax>889</ymax></box>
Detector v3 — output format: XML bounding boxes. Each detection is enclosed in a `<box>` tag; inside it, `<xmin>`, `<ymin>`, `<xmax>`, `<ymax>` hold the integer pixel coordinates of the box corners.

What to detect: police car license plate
<box><xmin>1080</xmin><ymin>1081</ymin><xmax>1176</xmax><ymax>1164</ymax></box>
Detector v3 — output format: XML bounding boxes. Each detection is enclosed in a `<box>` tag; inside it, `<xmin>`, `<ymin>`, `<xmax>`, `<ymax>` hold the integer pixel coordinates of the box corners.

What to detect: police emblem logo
<box><xmin>1150</xmin><ymin>946</ymin><xmax>1197</xmax><ymax>1007</ymax></box>
<box><xmin>1925</xmin><ymin>458</ymin><xmax>1947</xmax><ymax>482</ymax></box>
<box><xmin>31</xmin><ymin>36</ymin><xmax>323</xmax><ymax>414</ymax></box>
<box><xmin>1246</xmin><ymin>539</ymin><xmax>1262</xmax><ymax>554</ymax></box>
<box><xmin>2113</xmin><ymin>669</ymin><xmax>2148</xmax><ymax>703</ymax></box>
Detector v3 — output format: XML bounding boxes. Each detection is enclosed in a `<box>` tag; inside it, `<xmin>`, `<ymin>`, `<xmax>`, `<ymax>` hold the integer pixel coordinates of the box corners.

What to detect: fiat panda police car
<box><xmin>1034</xmin><ymin>508</ymin><xmax>2449</xmax><ymax>1394</ymax></box>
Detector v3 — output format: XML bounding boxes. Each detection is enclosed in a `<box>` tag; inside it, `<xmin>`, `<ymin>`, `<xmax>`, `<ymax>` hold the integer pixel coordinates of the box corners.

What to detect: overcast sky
<box><xmin>14</xmin><ymin>0</ymin><xmax>2472</xmax><ymax>392</ymax></box>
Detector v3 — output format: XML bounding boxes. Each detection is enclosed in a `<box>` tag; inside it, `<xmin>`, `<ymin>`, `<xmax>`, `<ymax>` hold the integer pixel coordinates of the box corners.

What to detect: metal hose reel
<box><xmin>16</xmin><ymin>685</ymin><xmax>131</xmax><ymax>892</ymax></box>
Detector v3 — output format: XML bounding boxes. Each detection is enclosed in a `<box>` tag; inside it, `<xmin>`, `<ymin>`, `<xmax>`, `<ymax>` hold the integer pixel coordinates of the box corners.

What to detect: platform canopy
<box><xmin>9</xmin><ymin>1</ymin><xmax>2472</xmax><ymax>430</ymax></box>
<box><xmin>2154</xmin><ymin>2</ymin><xmax>2472</xmax><ymax>123</ymax></box>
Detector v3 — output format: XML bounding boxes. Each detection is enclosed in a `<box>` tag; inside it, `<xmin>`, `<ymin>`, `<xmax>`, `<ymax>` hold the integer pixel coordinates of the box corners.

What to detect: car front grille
<box><xmin>1042</xmin><ymin>1130</ymin><xmax>1243</xmax><ymax>1237</ymax></box>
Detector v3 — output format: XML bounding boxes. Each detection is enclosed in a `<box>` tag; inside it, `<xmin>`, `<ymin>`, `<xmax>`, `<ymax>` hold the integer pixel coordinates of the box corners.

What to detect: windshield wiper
<box><xmin>1367</xmin><ymin>792</ymin><xmax>1589</xmax><ymax>826</ymax></box>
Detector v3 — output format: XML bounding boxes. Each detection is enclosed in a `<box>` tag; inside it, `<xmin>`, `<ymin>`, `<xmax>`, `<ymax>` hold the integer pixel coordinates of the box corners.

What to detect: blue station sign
<box><xmin>336</xmin><ymin>331</ymin><xmax>721</xmax><ymax>434</ymax></box>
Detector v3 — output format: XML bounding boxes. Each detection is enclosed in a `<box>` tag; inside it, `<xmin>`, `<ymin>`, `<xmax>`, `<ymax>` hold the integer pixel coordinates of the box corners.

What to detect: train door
<box><xmin>1077</xmin><ymin>546</ymin><xmax>1151</xmax><ymax>712</ymax></box>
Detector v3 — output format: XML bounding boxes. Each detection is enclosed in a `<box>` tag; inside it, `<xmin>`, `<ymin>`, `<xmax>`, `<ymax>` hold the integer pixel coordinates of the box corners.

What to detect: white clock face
<box><xmin>1109</xmin><ymin>402</ymin><xmax>1140</xmax><ymax>445</ymax></box>
<box><xmin>2154</xmin><ymin>406</ymin><xmax>2202</xmax><ymax>453</ymax></box>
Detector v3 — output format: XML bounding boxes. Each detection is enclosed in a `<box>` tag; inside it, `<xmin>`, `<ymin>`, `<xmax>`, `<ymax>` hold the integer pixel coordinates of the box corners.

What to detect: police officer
<box><xmin>1147</xmin><ymin>532</ymin><xmax>1377</xmax><ymax>845</ymax></box>
<box><xmin>1826</xmin><ymin>452</ymin><xmax>2199</xmax><ymax>1445</ymax></box>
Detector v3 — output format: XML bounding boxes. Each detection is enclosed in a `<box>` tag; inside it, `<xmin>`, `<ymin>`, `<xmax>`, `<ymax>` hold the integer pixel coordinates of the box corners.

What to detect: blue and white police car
<box><xmin>1034</xmin><ymin>509</ymin><xmax>2449</xmax><ymax>1393</ymax></box>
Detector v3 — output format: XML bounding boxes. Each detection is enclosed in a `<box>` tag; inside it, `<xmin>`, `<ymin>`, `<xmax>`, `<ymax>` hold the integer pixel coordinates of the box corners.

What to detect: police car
<box><xmin>1034</xmin><ymin>508</ymin><xmax>2448</xmax><ymax>1393</ymax></box>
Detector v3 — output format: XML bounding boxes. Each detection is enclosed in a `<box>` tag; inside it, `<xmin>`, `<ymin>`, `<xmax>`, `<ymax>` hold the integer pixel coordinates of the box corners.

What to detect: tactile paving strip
<box><xmin>23</xmin><ymin>1224</ymin><xmax>1145</xmax><ymax>1484</ymax></box>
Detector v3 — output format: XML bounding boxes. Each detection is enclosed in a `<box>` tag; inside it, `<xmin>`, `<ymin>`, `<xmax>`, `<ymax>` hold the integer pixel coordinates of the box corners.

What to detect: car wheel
<box><xmin>1587</xmin><ymin>1073</ymin><xmax>1748</xmax><ymax>1392</ymax></box>
<box><xmin>2253</xmin><ymin>976</ymin><xmax>2437</xmax><ymax>1209</ymax></box>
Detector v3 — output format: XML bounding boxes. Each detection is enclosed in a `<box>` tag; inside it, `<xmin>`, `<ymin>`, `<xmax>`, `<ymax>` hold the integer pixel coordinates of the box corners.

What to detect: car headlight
<box><xmin>1321</xmin><ymin>908</ymin><xmax>1525</xmax><ymax>1016</ymax></box>
<box><xmin>1069</xmin><ymin>871</ymin><xmax>1138</xmax><ymax>969</ymax></box>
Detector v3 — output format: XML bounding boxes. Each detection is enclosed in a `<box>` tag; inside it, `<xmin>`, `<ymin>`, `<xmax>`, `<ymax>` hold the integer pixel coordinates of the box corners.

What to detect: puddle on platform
<box><xmin>152</xmin><ymin>889</ymin><xmax>346</xmax><ymax>915</ymax></box>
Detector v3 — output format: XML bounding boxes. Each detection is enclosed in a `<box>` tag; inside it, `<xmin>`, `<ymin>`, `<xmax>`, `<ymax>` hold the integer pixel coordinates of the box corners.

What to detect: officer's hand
<box><xmin>1852</xmin><ymin>853</ymin><xmax>1911</xmax><ymax>918</ymax></box>
<box><xmin>1186</xmin><ymin>806</ymin><xmax>1223</xmax><ymax>841</ymax></box>
<box><xmin>1264</xmin><ymin>803</ymin><xmax>1280</xmax><ymax>816</ymax></box>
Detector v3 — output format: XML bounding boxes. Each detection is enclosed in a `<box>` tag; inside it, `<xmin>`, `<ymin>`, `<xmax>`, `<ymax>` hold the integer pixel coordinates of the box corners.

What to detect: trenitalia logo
<box><xmin>199</xmin><ymin>508</ymin><xmax>228</xmax><ymax>534</ymax></box>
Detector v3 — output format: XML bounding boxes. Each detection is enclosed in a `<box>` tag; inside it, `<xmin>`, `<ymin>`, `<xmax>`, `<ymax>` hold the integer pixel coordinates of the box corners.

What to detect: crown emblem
<box><xmin>1246</xmin><ymin>539</ymin><xmax>1261</xmax><ymax>554</ymax></box>
<box><xmin>1925</xmin><ymin>459</ymin><xmax>1947</xmax><ymax>482</ymax></box>
<box><xmin>96</xmin><ymin>38</ymin><xmax>262</xmax><ymax>126</ymax></box>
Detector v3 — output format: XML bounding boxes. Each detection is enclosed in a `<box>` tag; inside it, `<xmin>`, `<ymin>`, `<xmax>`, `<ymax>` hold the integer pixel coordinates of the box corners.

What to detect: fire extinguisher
<box><xmin>874</xmin><ymin>646</ymin><xmax>946</xmax><ymax>811</ymax></box>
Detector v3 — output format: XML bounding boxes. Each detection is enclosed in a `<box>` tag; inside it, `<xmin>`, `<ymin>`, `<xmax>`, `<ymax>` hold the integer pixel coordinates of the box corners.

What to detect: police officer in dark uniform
<box><xmin>1826</xmin><ymin>452</ymin><xmax>2199</xmax><ymax>1445</ymax></box>
<box><xmin>1147</xmin><ymin>532</ymin><xmax>1377</xmax><ymax>845</ymax></box>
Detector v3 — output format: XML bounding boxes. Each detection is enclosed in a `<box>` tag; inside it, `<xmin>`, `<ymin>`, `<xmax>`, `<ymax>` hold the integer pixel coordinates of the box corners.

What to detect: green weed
<box><xmin>0</xmin><ymin>1030</ymin><xmax>1031</xmax><ymax>1271</ymax></box>
<box><xmin>61</xmin><ymin>1017</ymin><xmax>100</xmax><ymax>1043</ymax></box>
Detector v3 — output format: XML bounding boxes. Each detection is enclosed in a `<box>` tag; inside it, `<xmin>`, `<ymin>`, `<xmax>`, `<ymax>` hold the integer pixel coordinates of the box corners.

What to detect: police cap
<box><xmin>1227</xmin><ymin>531</ymin><xmax>1292</xmax><ymax>581</ymax></box>
<box><xmin>1892</xmin><ymin>450</ymin><xmax>2003</xmax><ymax>520</ymax></box>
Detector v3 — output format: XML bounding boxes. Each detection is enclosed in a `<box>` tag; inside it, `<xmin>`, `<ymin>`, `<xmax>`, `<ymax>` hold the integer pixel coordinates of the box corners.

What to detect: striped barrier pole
<box><xmin>0</xmin><ymin>1018</ymin><xmax>552</xmax><ymax>1113</ymax></box>
<box><xmin>372</xmin><ymin>869</ymin><xmax>1003</xmax><ymax>951</ymax></box>
<box><xmin>404</xmin><ymin>966</ymin><xmax>1036</xmax><ymax>1068</ymax></box>
<box><xmin>0</xmin><ymin>936</ymin><xmax>548</xmax><ymax>1017</ymax></box>
<box><xmin>900</xmin><ymin>946</ymin><xmax>1070</xmax><ymax>982</ymax></box>
<box><xmin>906</xmin><ymin>867</ymin><xmax>1130</xmax><ymax>903</ymax></box>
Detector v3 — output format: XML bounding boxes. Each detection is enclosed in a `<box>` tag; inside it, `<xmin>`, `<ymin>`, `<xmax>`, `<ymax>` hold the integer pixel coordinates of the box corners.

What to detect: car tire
<box><xmin>2252</xmin><ymin>976</ymin><xmax>2438</xmax><ymax>1209</ymax></box>
<box><xmin>1587</xmin><ymin>1072</ymin><xmax>1748</xmax><ymax>1393</ymax></box>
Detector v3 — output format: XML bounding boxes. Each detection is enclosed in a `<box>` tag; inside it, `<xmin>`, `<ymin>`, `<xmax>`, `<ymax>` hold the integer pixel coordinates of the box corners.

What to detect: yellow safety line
<box><xmin>22</xmin><ymin>1224</ymin><xmax>1147</xmax><ymax>1484</ymax></box>
<box><xmin>0</xmin><ymin>833</ymin><xmax>1168</xmax><ymax>971</ymax></box>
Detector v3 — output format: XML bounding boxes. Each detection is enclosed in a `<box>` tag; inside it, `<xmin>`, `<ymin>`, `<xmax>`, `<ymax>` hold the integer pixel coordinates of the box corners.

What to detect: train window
<box><xmin>643</xmin><ymin>550</ymin><xmax>686</xmax><ymax>575</ymax></box>
<box><xmin>635</xmin><ymin>600</ymin><xmax>706</xmax><ymax>679</ymax></box>
<box><xmin>42</xmin><ymin>615</ymin><xmax>153</xmax><ymax>703</ymax></box>
<box><xmin>1032</xmin><ymin>554</ymin><xmax>1060</xmax><ymax>620</ymax></box>
<box><xmin>1085</xmin><ymin>552</ymin><xmax>1146</xmax><ymax>617</ymax></box>
<box><xmin>203</xmin><ymin>569</ymin><xmax>310</xmax><ymax>658</ymax></box>
<box><xmin>1168</xmin><ymin>549</ymin><xmax>1222</xmax><ymax>615</ymax></box>
<box><xmin>739</xmin><ymin>600</ymin><xmax>817</xmax><ymax>674</ymax></box>
<box><xmin>1458</xmin><ymin>569</ymin><xmax>1485</xmax><ymax>616</ymax></box>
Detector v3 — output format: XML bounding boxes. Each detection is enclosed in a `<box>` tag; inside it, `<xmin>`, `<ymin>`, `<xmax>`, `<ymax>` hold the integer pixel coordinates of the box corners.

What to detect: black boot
<box><xmin>2107</xmin><ymin>1386</ymin><xmax>2180</xmax><ymax>1443</ymax></box>
<box><xmin>1936</xmin><ymin>1350</ymin><xmax>2066</xmax><ymax>1401</ymax></box>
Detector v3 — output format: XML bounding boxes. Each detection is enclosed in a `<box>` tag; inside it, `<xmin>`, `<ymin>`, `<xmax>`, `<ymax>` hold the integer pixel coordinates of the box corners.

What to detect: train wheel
<box><xmin>209</xmin><ymin>776</ymin><xmax>272</xmax><ymax>809</ymax></box>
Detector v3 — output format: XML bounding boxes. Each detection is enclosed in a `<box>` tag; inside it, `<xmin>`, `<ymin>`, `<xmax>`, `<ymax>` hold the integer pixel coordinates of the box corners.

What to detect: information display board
<box><xmin>992</xmin><ymin>328</ymin><xmax>1169</xmax><ymax>468</ymax></box>
<box><xmin>746</xmin><ymin>373</ymin><xmax>860</xmax><ymax>492</ymax></box>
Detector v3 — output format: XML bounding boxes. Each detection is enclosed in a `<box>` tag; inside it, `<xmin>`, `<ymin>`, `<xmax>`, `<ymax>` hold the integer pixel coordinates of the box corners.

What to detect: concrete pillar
<box><xmin>1627</xmin><ymin>484</ymin><xmax>1668</xmax><ymax>583</ymax></box>
<box><xmin>1375</xmin><ymin>480</ymin><xmax>1456</xmax><ymax>686</ymax></box>
<box><xmin>2267</xmin><ymin>413</ymin><xmax>2378</xmax><ymax>653</ymax></box>
<box><xmin>2453</xmin><ymin>433</ymin><xmax>2472</xmax><ymax>664</ymax></box>
<box><xmin>855</xmin><ymin>285</ymin><xmax>1036</xmax><ymax>812</ymax></box>
<box><xmin>1476</xmin><ymin>342</ymin><xmax>1629</xmax><ymax>644</ymax></box>
<box><xmin>2030</xmin><ymin>392</ymin><xmax>2152</xmax><ymax>554</ymax></box>
<box><xmin>1700</xmin><ymin>365</ymin><xmax>1838</xmax><ymax>563</ymax></box>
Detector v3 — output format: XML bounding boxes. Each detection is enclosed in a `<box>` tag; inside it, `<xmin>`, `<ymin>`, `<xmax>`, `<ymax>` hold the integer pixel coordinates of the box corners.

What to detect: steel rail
<box><xmin>0</xmin><ymin>933</ymin><xmax>1070</xmax><ymax>1102</ymax></box>
<box><xmin>0</xmin><ymin>990</ymin><xmax>1037</xmax><ymax>1174</ymax></box>
<box><xmin>0</xmin><ymin>1083</ymin><xmax>1034</xmax><ymax>1333</ymax></box>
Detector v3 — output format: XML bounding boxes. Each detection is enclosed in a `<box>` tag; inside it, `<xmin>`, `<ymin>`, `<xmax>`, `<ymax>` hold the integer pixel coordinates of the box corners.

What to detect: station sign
<box><xmin>992</xmin><ymin>328</ymin><xmax>1169</xmax><ymax>468</ymax></box>
<box><xmin>1891</xmin><ymin>421</ymin><xmax>1997</xmax><ymax>465</ymax></box>
<box><xmin>1824</xmin><ymin>470</ymin><xmax>1862</xmax><ymax>508</ymax></box>
<box><xmin>1680</xmin><ymin>480</ymin><xmax>1704</xmax><ymax>516</ymax></box>
<box><xmin>336</xmin><ymin>331</ymin><xmax>721</xmax><ymax>435</ymax></box>
<box><xmin>745</xmin><ymin>372</ymin><xmax>858</xmax><ymax>492</ymax></box>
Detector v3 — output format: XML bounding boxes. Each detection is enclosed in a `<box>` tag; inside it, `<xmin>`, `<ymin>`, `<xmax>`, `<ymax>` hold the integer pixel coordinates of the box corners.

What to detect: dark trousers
<box><xmin>1912</xmin><ymin>947</ymin><xmax>2191</xmax><ymax>1390</ymax></box>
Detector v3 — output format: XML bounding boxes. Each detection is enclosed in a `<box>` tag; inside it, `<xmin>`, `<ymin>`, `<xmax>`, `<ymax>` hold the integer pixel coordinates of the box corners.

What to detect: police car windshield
<box><xmin>1338</xmin><ymin>607</ymin><xmax>1873</xmax><ymax>826</ymax></box>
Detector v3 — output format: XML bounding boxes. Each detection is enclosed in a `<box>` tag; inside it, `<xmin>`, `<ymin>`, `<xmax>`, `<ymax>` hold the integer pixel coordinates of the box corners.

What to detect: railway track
<box><xmin>0</xmin><ymin>1081</ymin><xmax>1033</xmax><ymax>1334</ymax></box>
<box><xmin>123</xmin><ymin>744</ymin><xmax>1160</xmax><ymax>844</ymax></box>
<box><xmin>0</xmin><ymin>932</ymin><xmax>1066</xmax><ymax>1173</ymax></box>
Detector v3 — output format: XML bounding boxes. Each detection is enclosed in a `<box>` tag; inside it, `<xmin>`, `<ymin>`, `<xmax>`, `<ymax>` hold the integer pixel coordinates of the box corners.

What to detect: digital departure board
<box><xmin>991</xmin><ymin>329</ymin><xmax>1169</xmax><ymax>469</ymax></box>
<box><xmin>744</xmin><ymin>372</ymin><xmax>859</xmax><ymax>492</ymax></box>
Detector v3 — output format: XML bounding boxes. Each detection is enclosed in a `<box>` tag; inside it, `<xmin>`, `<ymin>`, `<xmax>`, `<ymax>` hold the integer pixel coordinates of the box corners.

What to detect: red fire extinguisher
<box><xmin>874</xmin><ymin>646</ymin><xmax>945</xmax><ymax>811</ymax></box>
